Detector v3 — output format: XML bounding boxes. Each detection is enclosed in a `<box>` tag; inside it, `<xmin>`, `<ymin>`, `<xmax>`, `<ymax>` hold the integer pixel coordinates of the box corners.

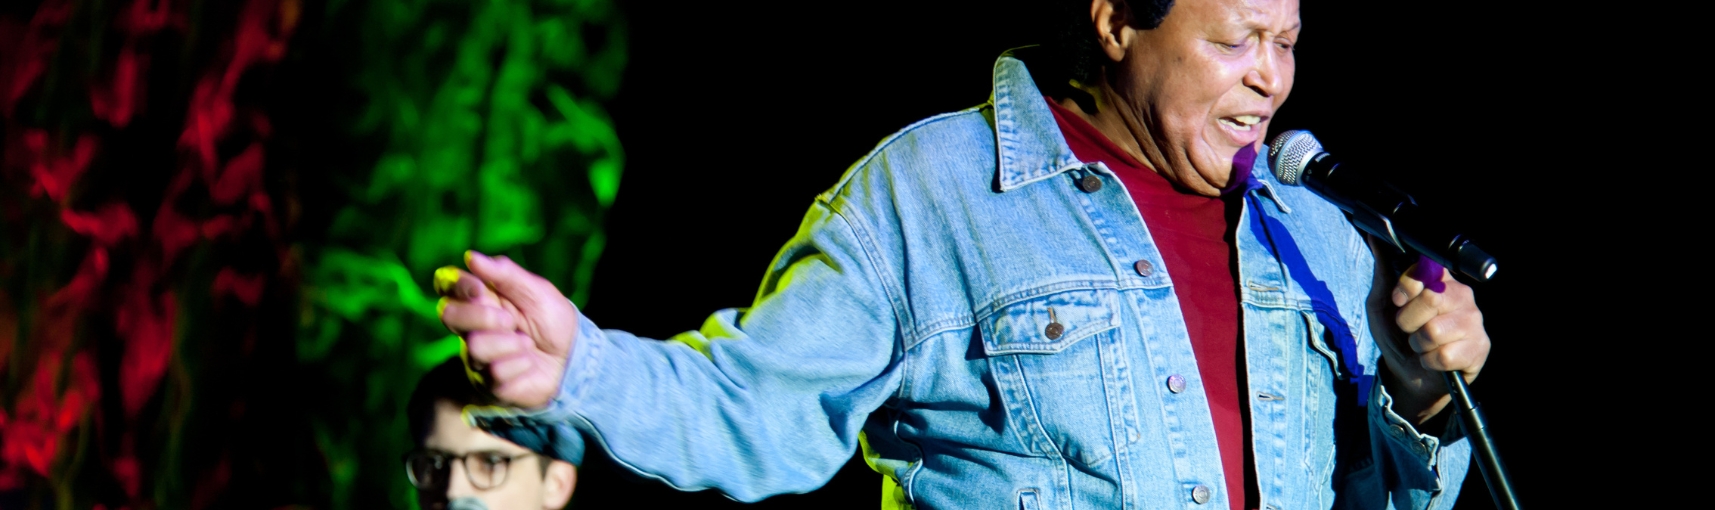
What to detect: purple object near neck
<box><xmin>1222</xmin><ymin>144</ymin><xmax>1257</xmax><ymax>195</ymax></box>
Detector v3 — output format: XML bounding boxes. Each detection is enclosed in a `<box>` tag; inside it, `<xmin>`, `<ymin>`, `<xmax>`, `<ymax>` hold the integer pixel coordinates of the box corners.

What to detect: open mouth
<box><xmin>1218</xmin><ymin>115</ymin><xmax>1262</xmax><ymax>132</ymax></box>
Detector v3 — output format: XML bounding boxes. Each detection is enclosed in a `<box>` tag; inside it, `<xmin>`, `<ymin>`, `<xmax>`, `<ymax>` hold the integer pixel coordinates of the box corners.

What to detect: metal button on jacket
<box><xmin>1078</xmin><ymin>174</ymin><xmax>1103</xmax><ymax>192</ymax></box>
<box><xmin>1134</xmin><ymin>259</ymin><xmax>1154</xmax><ymax>277</ymax></box>
<box><xmin>1191</xmin><ymin>485</ymin><xmax>1212</xmax><ymax>504</ymax></box>
<box><xmin>1166</xmin><ymin>374</ymin><xmax>1187</xmax><ymax>393</ymax></box>
<box><xmin>1044</xmin><ymin>307</ymin><xmax>1064</xmax><ymax>339</ymax></box>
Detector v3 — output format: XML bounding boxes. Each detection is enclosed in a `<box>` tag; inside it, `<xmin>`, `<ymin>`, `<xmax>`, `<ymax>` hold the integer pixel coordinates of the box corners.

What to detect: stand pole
<box><xmin>1443</xmin><ymin>372</ymin><xmax>1520</xmax><ymax>510</ymax></box>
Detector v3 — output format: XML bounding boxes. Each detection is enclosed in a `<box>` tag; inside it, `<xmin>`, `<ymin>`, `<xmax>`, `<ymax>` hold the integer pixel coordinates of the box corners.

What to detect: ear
<box><xmin>1090</xmin><ymin>0</ymin><xmax>1137</xmax><ymax>64</ymax></box>
<box><xmin>540</xmin><ymin>459</ymin><xmax>576</xmax><ymax>509</ymax></box>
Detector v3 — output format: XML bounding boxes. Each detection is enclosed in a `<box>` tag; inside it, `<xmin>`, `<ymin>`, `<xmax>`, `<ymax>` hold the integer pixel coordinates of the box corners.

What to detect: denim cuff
<box><xmin>1371</xmin><ymin>380</ymin><xmax>1475</xmax><ymax>508</ymax></box>
<box><xmin>464</xmin><ymin>308</ymin><xmax>609</xmax><ymax>465</ymax></box>
<box><xmin>555</xmin><ymin>308</ymin><xmax>609</xmax><ymax>416</ymax></box>
<box><xmin>1372</xmin><ymin>381</ymin><xmax>1445</xmax><ymax>472</ymax></box>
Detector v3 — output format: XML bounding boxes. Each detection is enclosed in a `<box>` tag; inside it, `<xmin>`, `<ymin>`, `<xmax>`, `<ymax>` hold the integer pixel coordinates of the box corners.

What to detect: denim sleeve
<box><xmin>1338</xmin><ymin>378</ymin><xmax>1472</xmax><ymax>509</ymax></box>
<box><xmin>470</xmin><ymin>200</ymin><xmax>904</xmax><ymax>502</ymax></box>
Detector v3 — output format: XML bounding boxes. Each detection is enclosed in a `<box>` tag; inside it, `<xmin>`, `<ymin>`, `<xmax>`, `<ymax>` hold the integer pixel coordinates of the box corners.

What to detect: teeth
<box><xmin>1220</xmin><ymin>117</ymin><xmax>1254</xmax><ymax>131</ymax></box>
<box><xmin>1235</xmin><ymin>115</ymin><xmax>1261</xmax><ymax>125</ymax></box>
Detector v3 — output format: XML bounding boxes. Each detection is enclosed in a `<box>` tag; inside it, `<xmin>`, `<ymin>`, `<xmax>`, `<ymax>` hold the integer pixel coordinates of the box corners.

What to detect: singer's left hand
<box><xmin>1372</xmin><ymin>254</ymin><xmax>1491</xmax><ymax>427</ymax></box>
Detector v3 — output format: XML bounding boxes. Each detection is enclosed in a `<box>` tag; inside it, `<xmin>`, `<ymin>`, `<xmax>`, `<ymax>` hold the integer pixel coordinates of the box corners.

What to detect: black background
<box><xmin>571</xmin><ymin>0</ymin><xmax>1649</xmax><ymax>507</ymax></box>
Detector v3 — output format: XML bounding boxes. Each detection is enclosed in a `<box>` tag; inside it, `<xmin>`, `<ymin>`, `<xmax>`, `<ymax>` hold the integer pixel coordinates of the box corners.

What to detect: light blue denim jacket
<box><xmin>476</xmin><ymin>52</ymin><xmax>1470</xmax><ymax>510</ymax></box>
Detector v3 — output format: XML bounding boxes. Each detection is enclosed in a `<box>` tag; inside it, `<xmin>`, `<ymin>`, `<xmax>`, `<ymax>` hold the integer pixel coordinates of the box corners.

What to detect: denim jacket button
<box><xmin>1078</xmin><ymin>174</ymin><xmax>1103</xmax><ymax>192</ymax></box>
<box><xmin>1166</xmin><ymin>374</ymin><xmax>1187</xmax><ymax>393</ymax></box>
<box><xmin>1044</xmin><ymin>322</ymin><xmax>1065</xmax><ymax>339</ymax></box>
<box><xmin>1134</xmin><ymin>260</ymin><xmax>1154</xmax><ymax>277</ymax></box>
<box><xmin>1191</xmin><ymin>484</ymin><xmax>1212</xmax><ymax>504</ymax></box>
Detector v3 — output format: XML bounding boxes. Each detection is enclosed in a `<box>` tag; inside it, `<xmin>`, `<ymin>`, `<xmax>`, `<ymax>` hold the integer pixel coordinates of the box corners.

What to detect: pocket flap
<box><xmin>978</xmin><ymin>288</ymin><xmax>1119</xmax><ymax>356</ymax></box>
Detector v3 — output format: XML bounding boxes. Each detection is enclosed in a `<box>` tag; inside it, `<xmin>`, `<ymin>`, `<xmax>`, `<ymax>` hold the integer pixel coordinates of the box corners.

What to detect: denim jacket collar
<box><xmin>991</xmin><ymin>51</ymin><xmax>1084</xmax><ymax>192</ymax></box>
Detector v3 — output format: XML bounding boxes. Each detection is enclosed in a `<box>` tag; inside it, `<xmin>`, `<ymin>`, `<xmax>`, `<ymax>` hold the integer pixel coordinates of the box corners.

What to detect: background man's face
<box><xmin>417</xmin><ymin>400</ymin><xmax>572</xmax><ymax>510</ymax></box>
<box><xmin>1118</xmin><ymin>0</ymin><xmax>1299</xmax><ymax>190</ymax></box>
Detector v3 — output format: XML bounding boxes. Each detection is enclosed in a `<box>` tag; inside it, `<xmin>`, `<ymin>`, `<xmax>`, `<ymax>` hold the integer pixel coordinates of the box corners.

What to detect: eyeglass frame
<box><xmin>402</xmin><ymin>449</ymin><xmax>542</xmax><ymax>491</ymax></box>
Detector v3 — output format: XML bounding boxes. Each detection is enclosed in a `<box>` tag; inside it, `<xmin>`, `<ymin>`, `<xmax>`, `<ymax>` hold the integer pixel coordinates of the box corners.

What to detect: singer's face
<box><xmin>1114</xmin><ymin>0</ymin><xmax>1299</xmax><ymax>194</ymax></box>
<box><xmin>416</xmin><ymin>400</ymin><xmax>576</xmax><ymax>510</ymax></box>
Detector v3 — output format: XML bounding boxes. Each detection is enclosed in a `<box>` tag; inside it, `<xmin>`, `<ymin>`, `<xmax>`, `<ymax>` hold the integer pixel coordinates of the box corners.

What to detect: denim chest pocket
<box><xmin>978</xmin><ymin>288</ymin><xmax>1132</xmax><ymax>468</ymax></box>
<box><xmin>980</xmin><ymin>288</ymin><xmax>1118</xmax><ymax>356</ymax></box>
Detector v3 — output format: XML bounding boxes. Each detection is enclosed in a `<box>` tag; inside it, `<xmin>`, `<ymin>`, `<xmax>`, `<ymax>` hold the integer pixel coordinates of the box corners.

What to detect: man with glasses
<box><xmin>404</xmin><ymin>358</ymin><xmax>577</xmax><ymax>510</ymax></box>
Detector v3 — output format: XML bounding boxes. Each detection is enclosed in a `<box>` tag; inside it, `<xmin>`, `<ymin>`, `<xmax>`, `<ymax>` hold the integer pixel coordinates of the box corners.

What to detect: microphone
<box><xmin>1268</xmin><ymin>130</ymin><xmax>1498</xmax><ymax>282</ymax></box>
<box><xmin>448</xmin><ymin>498</ymin><xmax>489</xmax><ymax>510</ymax></box>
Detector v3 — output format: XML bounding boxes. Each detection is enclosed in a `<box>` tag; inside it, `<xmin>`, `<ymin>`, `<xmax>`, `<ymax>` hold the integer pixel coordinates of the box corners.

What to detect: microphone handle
<box><xmin>1444</xmin><ymin>371</ymin><xmax>1522</xmax><ymax>510</ymax></box>
<box><xmin>1303</xmin><ymin>156</ymin><xmax>1497</xmax><ymax>282</ymax></box>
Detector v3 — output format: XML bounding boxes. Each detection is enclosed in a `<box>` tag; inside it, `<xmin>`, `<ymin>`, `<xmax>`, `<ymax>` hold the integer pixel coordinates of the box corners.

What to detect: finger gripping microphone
<box><xmin>1268</xmin><ymin>130</ymin><xmax>1498</xmax><ymax>282</ymax></box>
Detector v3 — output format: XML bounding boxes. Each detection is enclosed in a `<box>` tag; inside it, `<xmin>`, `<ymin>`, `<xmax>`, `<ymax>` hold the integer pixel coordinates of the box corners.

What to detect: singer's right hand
<box><xmin>435</xmin><ymin>251</ymin><xmax>578</xmax><ymax>410</ymax></box>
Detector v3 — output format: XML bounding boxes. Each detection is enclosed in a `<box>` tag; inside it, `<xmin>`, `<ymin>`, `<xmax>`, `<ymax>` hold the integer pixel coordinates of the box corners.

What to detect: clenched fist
<box><xmin>435</xmin><ymin>251</ymin><xmax>579</xmax><ymax>410</ymax></box>
<box><xmin>1372</xmin><ymin>254</ymin><xmax>1492</xmax><ymax>425</ymax></box>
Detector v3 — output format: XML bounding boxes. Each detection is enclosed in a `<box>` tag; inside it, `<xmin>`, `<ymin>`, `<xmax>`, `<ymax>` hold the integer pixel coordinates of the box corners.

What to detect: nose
<box><xmin>1245</xmin><ymin>46</ymin><xmax>1286</xmax><ymax>99</ymax></box>
<box><xmin>445</xmin><ymin>458</ymin><xmax>477</xmax><ymax>498</ymax></box>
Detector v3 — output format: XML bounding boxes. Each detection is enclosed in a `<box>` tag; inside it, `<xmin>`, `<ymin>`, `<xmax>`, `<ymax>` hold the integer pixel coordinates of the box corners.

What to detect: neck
<box><xmin>1054</xmin><ymin>78</ymin><xmax>1160</xmax><ymax>176</ymax></box>
<box><xmin>1054</xmin><ymin>78</ymin><xmax>1228</xmax><ymax>197</ymax></box>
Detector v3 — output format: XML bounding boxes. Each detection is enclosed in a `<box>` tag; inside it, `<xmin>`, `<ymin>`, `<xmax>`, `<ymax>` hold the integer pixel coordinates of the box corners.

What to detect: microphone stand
<box><xmin>1443</xmin><ymin>371</ymin><xmax>1521</xmax><ymax>510</ymax></box>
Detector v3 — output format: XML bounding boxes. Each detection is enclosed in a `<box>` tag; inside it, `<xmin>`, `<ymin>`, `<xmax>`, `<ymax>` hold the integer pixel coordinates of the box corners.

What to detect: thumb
<box><xmin>1392</xmin><ymin>255</ymin><xmax>1450</xmax><ymax>307</ymax></box>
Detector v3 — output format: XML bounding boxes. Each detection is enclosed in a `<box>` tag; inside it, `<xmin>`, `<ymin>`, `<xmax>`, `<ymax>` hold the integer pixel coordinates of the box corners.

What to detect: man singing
<box><xmin>435</xmin><ymin>0</ymin><xmax>1489</xmax><ymax>508</ymax></box>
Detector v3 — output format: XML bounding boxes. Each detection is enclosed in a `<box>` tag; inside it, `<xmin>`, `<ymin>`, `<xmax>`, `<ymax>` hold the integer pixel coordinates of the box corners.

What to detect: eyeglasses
<box><xmin>403</xmin><ymin>449</ymin><xmax>538</xmax><ymax>490</ymax></box>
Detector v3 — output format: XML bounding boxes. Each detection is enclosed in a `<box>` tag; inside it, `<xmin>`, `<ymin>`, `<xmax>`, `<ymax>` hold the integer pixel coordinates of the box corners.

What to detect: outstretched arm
<box><xmin>436</xmin><ymin>201</ymin><xmax>904</xmax><ymax>502</ymax></box>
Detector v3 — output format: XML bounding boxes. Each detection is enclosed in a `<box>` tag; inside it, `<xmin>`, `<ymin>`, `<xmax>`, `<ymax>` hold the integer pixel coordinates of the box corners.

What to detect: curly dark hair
<box><xmin>1043</xmin><ymin>0</ymin><xmax>1177</xmax><ymax>84</ymax></box>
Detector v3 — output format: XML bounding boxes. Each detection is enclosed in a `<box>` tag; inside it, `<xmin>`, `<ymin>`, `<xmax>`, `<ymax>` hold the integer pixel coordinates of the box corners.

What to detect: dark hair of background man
<box><xmin>406</xmin><ymin>359</ymin><xmax>478</xmax><ymax>446</ymax></box>
<box><xmin>407</xmin><ymin>358</ymin><xmax>552</xmax><ymax>482</ymax></box>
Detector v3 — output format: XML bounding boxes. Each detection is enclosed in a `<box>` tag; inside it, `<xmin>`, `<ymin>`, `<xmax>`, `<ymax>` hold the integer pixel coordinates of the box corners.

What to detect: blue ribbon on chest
<box><xmin>1243</xmin><ymin>189</ymin><xmax>1374</xmax><ymax>406</ymax></box>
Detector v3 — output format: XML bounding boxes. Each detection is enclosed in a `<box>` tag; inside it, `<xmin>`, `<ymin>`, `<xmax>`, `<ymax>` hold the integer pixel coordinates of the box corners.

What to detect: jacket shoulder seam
<box><xmin>820</xmin><ymin>104</ymin><xmax>991</xmax><ymax>202</ymax></box>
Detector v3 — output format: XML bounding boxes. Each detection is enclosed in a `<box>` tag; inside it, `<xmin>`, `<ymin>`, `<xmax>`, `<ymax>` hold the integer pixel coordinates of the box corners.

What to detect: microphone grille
<box><xmin>1267</xmin><ymin>130</ymin><xmax>1322</xmax><ymax>186</ymax></box>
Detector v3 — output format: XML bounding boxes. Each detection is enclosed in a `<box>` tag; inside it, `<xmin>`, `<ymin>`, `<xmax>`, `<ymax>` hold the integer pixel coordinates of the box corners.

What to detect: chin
<box><xmin>1190</xmin><ymin>156</ymin><xmax>1237</xmax><ymax>189</ymax></box>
